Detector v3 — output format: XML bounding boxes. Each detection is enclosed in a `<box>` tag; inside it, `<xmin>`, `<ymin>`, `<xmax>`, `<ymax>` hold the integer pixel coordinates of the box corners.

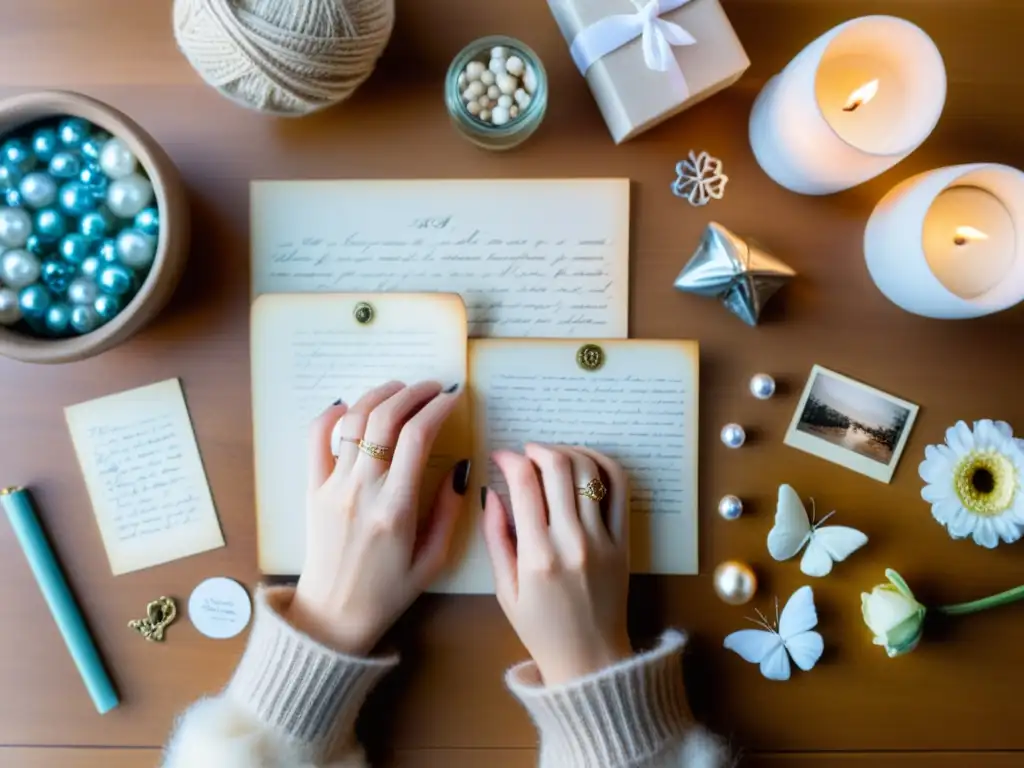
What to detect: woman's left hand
<box><xmin>286</xmin><ymin>380</ymin><xmax>469</xmax><ymax>656</ymax></box>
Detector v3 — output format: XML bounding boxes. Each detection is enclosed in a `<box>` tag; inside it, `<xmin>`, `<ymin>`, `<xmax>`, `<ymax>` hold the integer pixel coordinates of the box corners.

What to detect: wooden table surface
<box><xmin>2</xmin><ymin>1</ymin><xmax>1024</xmax><ymax>766</ymax></box>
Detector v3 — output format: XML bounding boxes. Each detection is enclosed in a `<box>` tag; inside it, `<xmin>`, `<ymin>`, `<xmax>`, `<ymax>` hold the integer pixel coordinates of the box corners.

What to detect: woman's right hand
<box><xmin>482</xmin><ymin>444</ymin><xmax>632</xmax><ymax>685</ymax></box>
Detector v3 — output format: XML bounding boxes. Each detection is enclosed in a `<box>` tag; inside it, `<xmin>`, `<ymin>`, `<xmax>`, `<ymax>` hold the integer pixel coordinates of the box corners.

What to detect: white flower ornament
<box><xmin>672</xmin><ymin>150</ymin><xmax>728</xmax><ymax>207</ymax></box>
<box><xmin>919</xmin><ymin>419</ymin><xmax>1024</xmax><ymax>548</ymax></box>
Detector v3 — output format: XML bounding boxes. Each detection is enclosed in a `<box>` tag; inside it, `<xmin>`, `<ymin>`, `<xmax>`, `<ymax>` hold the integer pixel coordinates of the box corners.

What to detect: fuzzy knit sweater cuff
<box><xmin>225</xmin><ymin>586</ymin><xmax>399</xmax><ymax>758</ymax></box>
<box><xmin>506</xmin><ymin>631</ymin><xmax>728</xmax><ymax>768</ymax></box>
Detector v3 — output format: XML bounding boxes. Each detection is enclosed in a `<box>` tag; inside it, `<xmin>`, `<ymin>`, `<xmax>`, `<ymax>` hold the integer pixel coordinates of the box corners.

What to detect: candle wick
<box><xmin>842</xmin><ymin>101</ymin><xmax>861</xmax><ymax>113</ymax></box>
<box><xmin>954</xmin><ymin>235</ymin><xmax>968</xmax><ymax>246</ymax></box>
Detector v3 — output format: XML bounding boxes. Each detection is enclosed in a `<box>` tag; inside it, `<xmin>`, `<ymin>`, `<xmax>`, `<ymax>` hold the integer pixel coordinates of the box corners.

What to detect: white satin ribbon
<box><xmin>569</xmin><ymin>0</ymin><xmax>698</xmax><ymax>77</ymax></box>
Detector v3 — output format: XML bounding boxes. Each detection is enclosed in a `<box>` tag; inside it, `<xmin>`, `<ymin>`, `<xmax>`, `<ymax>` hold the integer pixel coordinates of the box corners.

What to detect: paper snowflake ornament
<box><xmin>674</xmin><ymin>222</ymin><xmax>796</xmax><ymax>326</ymax></box>
<box><xmin>671</xmin><ymin>150</ymin><xmax>728</xmax><ymax>206</ymax></box>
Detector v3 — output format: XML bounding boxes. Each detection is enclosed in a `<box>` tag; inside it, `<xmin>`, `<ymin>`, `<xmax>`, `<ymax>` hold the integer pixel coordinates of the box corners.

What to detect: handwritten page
<box><xmin>252</xmin><ymin>293</ymin><xmax>469</xmax><ymax>575</ymax></box>
<box><xmin>459</xmin><ymin>339</ymin><xmax>699</xmax><ymax>589</ymax></box>
<box><xmin>250</xmin><ymin>179</ymin><xmax>630</xmax><ymax>338</ymax></box>
<box><xmin>65</xmin><ymin>379</ymin><xmax>224</xmax><ymax>576</ymax></box>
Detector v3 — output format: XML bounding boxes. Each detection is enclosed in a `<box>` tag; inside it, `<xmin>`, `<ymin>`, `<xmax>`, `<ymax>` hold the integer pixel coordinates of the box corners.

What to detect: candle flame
<box><xmin>842</xmin><ymin>79</ymin><xmax>880</xmax><ymax>112</ymax></box>
<box><xmin>953</xmin><ymin>226</ymin><xmax>990</xmax><ymax>246</ymax></box>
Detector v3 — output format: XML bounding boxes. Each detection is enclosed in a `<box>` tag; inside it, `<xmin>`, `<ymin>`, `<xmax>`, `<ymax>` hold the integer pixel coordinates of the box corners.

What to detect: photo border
<box><xmin>784</xmin><ymin>365</ymin><xmax>920</xmax><ymax>483</ymax></box>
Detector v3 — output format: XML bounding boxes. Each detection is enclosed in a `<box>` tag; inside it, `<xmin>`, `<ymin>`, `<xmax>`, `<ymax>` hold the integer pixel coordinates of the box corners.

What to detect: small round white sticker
<box><xmin>188</xmin><ymin>577</ymin><xmax>252</xmax><ymax>640</ymax></box>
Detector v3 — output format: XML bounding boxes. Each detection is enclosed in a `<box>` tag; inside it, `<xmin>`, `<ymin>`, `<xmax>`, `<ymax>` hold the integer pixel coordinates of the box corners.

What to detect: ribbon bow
<box><xmin>569</xmin><ymin>0</ymin><xmax>697</xmax><ymax>76</ymax></box>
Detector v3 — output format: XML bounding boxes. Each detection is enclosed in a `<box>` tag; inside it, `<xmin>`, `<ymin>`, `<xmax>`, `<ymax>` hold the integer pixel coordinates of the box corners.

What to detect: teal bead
<box><xmin>59</xmin><ymin>181</ymin><xmax>96</xmax><ymax>216</ymax></box>
<box><xmin>18</xmin><ymin>284</ymin><xmax>51</xmax><ymax>317</ymax></box>
<box><xmin>134</xmin><ymin>207</ymin><xmax>160</xmax><ymax>236</ymax></box>
<box><xmin>41</xmin><ymin>259</ymin><xmax>73</xmax><ymax>294</ymax></box>
<box><xmin>4</xmin><ymin>189</ymin><xmax>23</xmax><ymax>207</ymax></box>
<box><xmin>31</xmin><ymin>128</ymin><xmax>59</xmax><ymax>162</ymax></box>
<box><xmin>25</xmin><ymin>234</ymin><xmax>52</xmax><ymax>257</ymax></box>
<box><xmin>98</xmin><ymin>264</ymin><xmax>133</xmax><ymax>296</ymax></box>
<box><xmin>94</xmin><ymin>293</ymin><xmax>122</xmax><ymax>322</ymax></box>
<box><xmin>0</xmin><ymin>164</ymin><xmax>22</xmax><ymax>190</ymax></box>
<box><xmin>79</xmin><ymin>210</ymin><xmax>113</xmax><ymax>239</ymax></box>
<box><xmin>35</xmin><ymin>208</ymin><xmax>68</xmax><ymax>241</ymax></box>
<box><xmin>70</xmin><ymin>304</ymin><xmax>99</xmax><ymax>334</ymax></box>
<box><xmin>97</xmin><ymin>238</ymin><xmax>118</xmax><ymax>263</ymax></box>
<box><xmin>58</xmin><ymin>118</ymin><xmax>90</xmax><ymax>148</ymax></box>
<box><xmin>79</xmin><ymin>255</ymin><xmax>102</xmax><ymax>279</ymax></box>
<box><xmin>2</xmin><ymin>139</ymin><xmax>36</xmax><ymax>174</ymax></box>
<box><xmin>48</xmin><ymin>152</ymin><xmax>82</xmax><ymax>179</ymax></box>
<box><xmin>80</xmin><ymin>137</ymin><xmax>104</xmax><ymax>161</ymax></box>
<box><xmin>44</xmin><ymin>302</ymin><xmax>72</xmax><ymax>335</ymax></box>
<box><xmin>59</xmin><ymin>234</ymin><xmax>92</xmax><ymax>265</ymax></box>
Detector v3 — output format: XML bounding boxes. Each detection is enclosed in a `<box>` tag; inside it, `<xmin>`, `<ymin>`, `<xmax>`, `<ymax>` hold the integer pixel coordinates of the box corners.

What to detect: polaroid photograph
<box><xmin>784</xmin><ymin>365</ymin><xmax>919</xmax><ymax>483</ymax></box>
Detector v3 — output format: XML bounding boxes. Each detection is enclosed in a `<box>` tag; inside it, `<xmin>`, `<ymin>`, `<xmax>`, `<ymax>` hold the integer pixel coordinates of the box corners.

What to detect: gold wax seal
<box><xmin>576</xmin><ymin>343</ymin><xmax>604</xmax><ymax>371</ymax></box>
<box><xmin>353</xmin><ymin>302</ymin><xmax>374</xmax><ymax>324</ymax></box>
<box><xmin>128</xmin><ymin>596</ymin><xmax>177</xmax><ymax>642</ymax></box>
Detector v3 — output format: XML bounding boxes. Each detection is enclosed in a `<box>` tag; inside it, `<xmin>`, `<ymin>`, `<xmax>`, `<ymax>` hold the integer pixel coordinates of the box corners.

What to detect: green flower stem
<box><xmin>937</xmin><ymin>584</ymin><xmax>1024</xmax><ymax>616</ymax></box>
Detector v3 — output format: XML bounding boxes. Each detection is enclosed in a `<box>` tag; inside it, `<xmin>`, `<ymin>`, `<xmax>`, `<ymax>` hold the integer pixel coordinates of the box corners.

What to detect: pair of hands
<box><xmin>287</xmin><ymin>380</ymin><xmax>632</xmax><ymax>685</ymax></box>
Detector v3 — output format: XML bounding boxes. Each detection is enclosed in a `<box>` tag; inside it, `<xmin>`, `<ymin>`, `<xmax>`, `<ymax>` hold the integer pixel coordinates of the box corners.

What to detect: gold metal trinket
<box><xmin>128</xmin><ymin>596</ymin><xmax>177</xmax><ymax>642</ymax></box>
<box><xmin>576</xmin><ymin>343</ymin><xmax>604</xmax><ymax>371</ymax></box>
<box><xmin>353</xmin><ymin>302</ymin><xmax>374</xmax><ymax>324</ymax></box>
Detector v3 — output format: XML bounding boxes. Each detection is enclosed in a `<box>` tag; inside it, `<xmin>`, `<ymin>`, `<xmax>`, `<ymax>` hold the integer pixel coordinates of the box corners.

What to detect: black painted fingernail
<box><xmin>480</xmin><ymin>485</ymin><xmax>488</xmax><ymax>509</ymax></box>
<box><xmin>443</xmin><ymin>382</ymin><xmax>460</xmax><ymax>394</ymax></box>
<box><xmin>453</xmin><ymin>459</ymin><xmax>471</xmax><ymax>495</ymax></box>
<box><xmin>332</xmin><ymin>399</ymin><xmax>344</xmax><ymax>406</ymax></box>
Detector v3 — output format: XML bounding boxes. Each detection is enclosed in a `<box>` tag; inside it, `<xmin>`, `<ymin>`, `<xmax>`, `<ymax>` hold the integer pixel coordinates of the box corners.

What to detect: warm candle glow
<box><xmin>842</xmin><ymin>79</ymin><xmax>880</xmax><ymax>112</ymax></box>
<box><xmin>953</xmin><ymin>225</ymin><xmax>990</xmax><ymax>246</ymax></box>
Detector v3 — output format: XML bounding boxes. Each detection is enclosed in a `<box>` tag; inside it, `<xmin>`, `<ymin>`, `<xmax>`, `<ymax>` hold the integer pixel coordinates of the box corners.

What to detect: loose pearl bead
<box><xmin>4</xmin><ymin>189</ymin><xmax>22</xmax><ymax>208</ymax></box>
<box><xmin>94</xmin><ymin>293</ymin><xmax>122</xmax><ymax>322</ymax></box>
<box><xmin>490</xmin><ymin>46</ymin><xmax>509</xmax><ymax>59</ymax></box>
<box><xmin>713</xmin><ymin>561</ymin><xmax>757</xmax><ymax>605</ymax></box>
<box><xmin>491</xmin><ymin>106</ymin><xmax>510</xmax><ymax>126</ymax></box>
<box><xmin>31</xmin><ymin>128</ymin><xmax>59</xmax><ymax>163</ymax></box>
<box><xmin>0</xmin><ymin>248</ymin><xmax>40</xmax><ymax>288</ymax></box>
<box><xmin>466</xmin><ymin>100</ymin><xmax>482</xmax><ymax>116</ymax></box>
<box><xmin>479</xmin><ymin>108</ymin><xmax>492</xmax><ymax>122</ymax></box>
<box><xmin>116</xmin><ymin>229</ymin><xmax>157</xmax><ymax>270</ymax></box>
<box><xmin>134</xmin><ymin>206</ymin><xmax>160</xmax><ymax>237</ymax></box>
<box><xmin>18</xmin><ymin>284</ymin><xmax>51</xmax><ymax>318</ymax></box>
<box><xmin>515</xmin><ymin>88</ymin><xmax>530</xmax><ymax>107</ymax></box>
<box><xmin>97</xmin><ymin>239</ymin><xmax>118</xmax><ymax>263</ymax></box>
<box><xmin>2</xmin><ymin>139</ymin><xmax>35</xmax><ymax>173</ymax></box>
<box><xmin>0</xmin><ymin>207</ymin><xmax>32</xmax><ymax>247</ymax></box>
<box><xmin>25</xmin><ymin>234</ymin><xmax>51</xmax><ymax>257</ymax></box>
<box><xmin>98</xmin><ymin>137</ymin><xmax>138</xmax><ymax>180</ymax></box>
<box><xmin>457</xmin><ymin>72</ymin><xmax>467</xmax><ymax>90</ymax></box>
<box><xmin>57</xmin><ymin>117</ymin><xmax>89</xmax><ymax>148</ymax></box>
<box><xmin>488</xmin><ymin>58</ymin><xmax>506</xmax><ymax>76</ymax></box>
<box><xmin>19</xmin><ymin>172</ymin><xmax>57</xmax><ymax>209</ymax></box>
<box><xmin>506</xmin><ymin>56</ymin><xmax>525</xmax><ymax>77</ymax></box>
<box><xmin>41</xmin><ymin>259</ymin><xmax>73</xmax><ymax>295</ymax></box>
<box><xmin>34</xmin><ymin>208</ymin><xmax>67</xmax><ymax>242</ymax></box>
<box><xmin>497</xmin><ymin>95</ymin><xmax>513</xmax><ymax>109</ymax></box>
<box><xmin>0</xmin><ymin>286</ymin><xmax>20</xmax><ymax>325</ymax></box>
<box><xmin>509</xmin><ymin>105</ymin><xmax>520</xmax><ymax>118</ymax></box>
<box><xmin>106</xmin><ymin>173</ymin><xmax>153</xmax><ymax>219</ymax></box>
<box><xmin>480</xmin><ymin>70</ymin><xmax>496</xmax><ymax>86</ymax></box>
<box><xmin>465</xmin><ymin>61</ymin><xmax>486</xmax><ymax>80</ymax></box>
<box><xmin>718</xmin><ymin>495</ymin><xmax>744</xmax><ymax>521</ymax></box>
<box><xmin>59</xmin><ymin>181</ymin><xmax>97</xmax><ymax>216</ymax></box>
<box><xmin>524</xmin><ymin>64</ymin><xmax>538</xmax><ymax>94</ymax></box>
<box><xmin>48</xmin><ymin>152</ymin><xmax>82</xmax><ymax>179</ymax></box>
<box><xmin>487</xmin><ymin>85</ymin><xmax>500</xmax><ymax>100</ymax></box>
<box><xmin>44</xmin><ymin>302</ymin><xmax>72</xmax><ymax>335</ymax></box>
<box><xmin>70</xmin><ymin>304</ymin><xmax>100</xmax><ymax>334</ymax></box>
<box><xmin>67</xmin><ymin>277</ymin><xmax>99</xmax><ymax>306</ymax></box>
<box><xmin>0</xmin><ymin>164</ymin><xmax>23</xmax><ymax>189</ymax></box>
<box><xmin>79</xmin><ymin>255</ymin><xmax>102</xmax><ymax>280</ymax></box>
<box><xmin>60</xmin><ymin>234</ymin><xmax>93</xmax><ymax>265</ymax></box>
<box><xmin>750</xmin><ymin>373</ymin><xmax>776</xmax><ymax>400</ymax></box>
<box><xmin>462</xmin><ymin>81</ymin><xmax>485</xmax><ymax>101</ymax></box>
<box><xmin>721</xmin><ymin>423</ymin><xmax>746</xmax><ymax>449</ymax></box>
<box><xmin>80</xmin><ymin>137</ymin><xmax>104</xmax><ymax>161</ymax></box>
<box><xmin>98</xmin><ymin>264</ymin><xmax>133</xmax><ymax>296</ymax></box>
<box><xmin>478</xmin><ymin>96</ymin><xmax>492</xmax><ymax>110</ymax></box>
<box><xmin>497</xmin><ymin>73</ymin><xmax>518</xmax><ymax>95</ymax></box>
<box><xmin>80</xmin><ymin>210</ymin><xmax>113</xmax><ymax>239</ymax></box>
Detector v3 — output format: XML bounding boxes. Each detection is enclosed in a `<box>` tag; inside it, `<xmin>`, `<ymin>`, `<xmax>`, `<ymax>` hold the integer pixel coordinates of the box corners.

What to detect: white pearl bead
<box><xmin>106</xmin><ymin>173</ymin><xmax>154</xmax><ymax>219</ymax></box>
<box><xmin>490</xmin><ymin>46</ymin><xmax>509</xmax><ymax>60</ymax></box>
<box><xmin>491</xmin><ymin>105</ymin><xmax>510</xmax><ymax>126</ymax></box>
<box><xmin>0</xmin><ymin>249</ymin><xmax>41</xmax><ymax>289</ymax></box>
<box><xmin>713</xmin><ymin>561</ymin><xmax>757</xmax><ymax>605</ymax></box>
<box><xmin>478</xmin><ymin>96</ymin><xmax>492</xmax><ymax>110</ymax></box>
<box><xmin>466</xmin><ymin>100</ymin><xmax>482</xmax><ymax>116</ymax></box>
<box><xmin>718</xmin><ymin>495</ymin><xmax>744</xmax><ymax>521</ymax></box>
<box><xmin>457</xmin><ymin>72</ymin><xmax>467</xmax><ymax>90</ymax></box>
<box><xmin>509</xmin><ymin>105</ymin><xmax>520</xmax><ymax>118</ymax></box>
<box><xmin>497</xmin><ymin>94</ymin><xmax>513</xmax><ymax>108</ymax></box>
<box><xmin>20</xmin><ymin>172</ymin><xmax>58</xmax><ymax>209</ymax></box>
<box><xmin>480</xmin><ymin>109</ymin><xmax>492</xmax><ymax>122</ymax></box>
<box><xmin>497</xmin><ymin>73</ymin><xmax>518</xmax><ymax>95</ymax></box>
<box><xmin>0</xmin><ymin>286</ymin><xmax>20</xmax><ymax>325</ymax></box>
<box><xmin>488</xmin><ymin>58</ymin><xmax>506</xmax><ymax>76</ymax></box>
<box><xmin>524</xmin><ymin>64</ymin><xmax>538</xmax><ymax>94</ymax></box>
<box><xmin>506</xmin><ymin>56</ymin><xmax>525</xmax><ymax>77</ymax></box>
<box><xmin>720</xmin><ymin>423</ymin><xmax>746</xmax><ymax>449</ymax></box>
<box><xmin>514</xmin><ymin>88</ymin><xmax>532</xmax><ymax>108</ymax></box>
<box><xmin>465</xmin><ymin>61</ymin><xmax>486</xmax><ymax>80</ymax></box>
<box><xmin>750</xmin><ymin>373</ymin><xmax>776</xmax><ymax>400</ymax></box>
<box><xmin>116</xmin><ymin>229</ymin><xmax>157</xmax><ymax>269</ymax></box>
<box><xmin>485</xmin><ymin>85</ymin><xmax>499</xmax><ymax>100</ymax></box>
<box><xmin>0</xmin><ymin>207</ymin><xmax>32</xmax><ymax>248</ymax></box>
<box><xmin>480</xmin><ymin>70</ymin><xmax>496</xmax><ymax>86</ymax></box>
<box><xmin>67</xmin><ymin>277</ymin><xmax>99</xmax><ymax>305</ymax></box>
<box><xmin>99</xmin><ymin>137</ymin><xmax>138</xmax><ymax>180</ymax></box>
<box><xmin>463</xmin><ymin>81</ymin><xmax>485</xmax><ymax>101</ymax></box>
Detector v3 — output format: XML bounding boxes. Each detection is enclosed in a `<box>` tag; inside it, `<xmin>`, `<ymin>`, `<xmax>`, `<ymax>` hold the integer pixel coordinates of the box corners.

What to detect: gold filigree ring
<box><xmin>358</xmin><ymin>439</ymin><xmax>393</xmax><ymax>462</ymax></box>
<box><xmin>576</xmin><ymin>478</ymin><xmax>607</xmax><ymax>502</ymax></box>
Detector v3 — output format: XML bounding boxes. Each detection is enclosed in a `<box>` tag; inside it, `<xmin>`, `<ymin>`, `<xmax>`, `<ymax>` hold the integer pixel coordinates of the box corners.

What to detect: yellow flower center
<box><xmin>953</xmin><ymin>450</ymin><xmax>1018</xmax><ymax>516</ymax></box>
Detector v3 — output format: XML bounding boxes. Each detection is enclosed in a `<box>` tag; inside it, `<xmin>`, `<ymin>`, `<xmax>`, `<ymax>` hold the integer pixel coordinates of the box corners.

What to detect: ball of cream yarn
<box><xmin>173</xmin><ymin>0</ymin><xmax>395</xmax><ymax>116</ymax></box>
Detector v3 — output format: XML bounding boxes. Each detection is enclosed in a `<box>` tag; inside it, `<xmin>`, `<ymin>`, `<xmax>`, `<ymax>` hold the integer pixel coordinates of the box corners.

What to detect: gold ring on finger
<box><xmin>576</xmin><ymin>478</ymin><xmax>607</xmax><ymax>502</ymax></box>
<box><xmin>358</xmin><ymin>439</ymin><xmax>394</xmax><ymax>462</ymax></box>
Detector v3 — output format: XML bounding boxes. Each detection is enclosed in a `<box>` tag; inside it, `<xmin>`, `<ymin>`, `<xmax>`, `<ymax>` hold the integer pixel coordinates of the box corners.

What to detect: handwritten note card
<box><xmin>251</xmin><ymin>179</ymin><xmax>630</xmax><ymax>338</ymax></box>
<box><xmin>65</xmin><ymin>379</ymin><xmax>224</xmax><ymax>576</ymax></box>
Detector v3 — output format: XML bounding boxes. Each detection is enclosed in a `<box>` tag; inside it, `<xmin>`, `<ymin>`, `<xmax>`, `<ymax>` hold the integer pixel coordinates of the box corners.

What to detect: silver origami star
<box><xmin>674</xmin><ymin>222</ymin><xmax>796</xmax><ymax>326</ymax></box>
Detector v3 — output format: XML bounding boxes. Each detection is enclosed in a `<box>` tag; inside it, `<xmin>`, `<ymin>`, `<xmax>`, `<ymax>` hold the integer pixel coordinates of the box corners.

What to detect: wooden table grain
<box><xmin>1</xmin><ymin>1</ymin><xmax>1022</xmax><ymax>766</ymax></box>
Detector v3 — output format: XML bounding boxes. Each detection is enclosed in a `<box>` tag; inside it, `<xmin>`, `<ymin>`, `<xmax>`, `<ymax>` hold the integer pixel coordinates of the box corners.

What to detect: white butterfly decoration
<box><xmin>768</xmin><ymin>484</ymin><xmax>868</xmax><ymax>578</ymax></box>
<box><xmin>723</xmin><ymin>585</ymin><xmax>824</xmax><ymax>681</ymax></box>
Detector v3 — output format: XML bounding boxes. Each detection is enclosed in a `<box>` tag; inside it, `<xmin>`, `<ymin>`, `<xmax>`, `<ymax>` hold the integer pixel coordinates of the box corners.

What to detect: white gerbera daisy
<box><xmin>919</xmin><ymin>420</ymin><xmax>1024</xmax><ymax>549</ymax></box>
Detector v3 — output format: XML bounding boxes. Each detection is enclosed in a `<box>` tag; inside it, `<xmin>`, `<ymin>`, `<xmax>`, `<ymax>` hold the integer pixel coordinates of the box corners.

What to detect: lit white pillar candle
<box><xmin>864</xmin><ymin>164</ymin><xmax>1024</xmax><ymax>318</ymax></box>
<box><xmin>749</xmin><ymin>16</ymin><xmax>946</xmax><ymax>195</ymax></box>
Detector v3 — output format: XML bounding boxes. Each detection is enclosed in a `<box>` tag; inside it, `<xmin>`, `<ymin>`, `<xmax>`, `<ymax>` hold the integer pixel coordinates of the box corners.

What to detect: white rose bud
<box><xmin>861</xmin><ymin>569</ymin><xmax>927</xmax><ymax>658</ymax></box>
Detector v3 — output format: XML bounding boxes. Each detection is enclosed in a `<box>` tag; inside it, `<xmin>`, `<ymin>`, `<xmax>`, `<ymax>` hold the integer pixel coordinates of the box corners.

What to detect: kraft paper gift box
<box><xmin>548</xmin><ymin>0</ymin><xmax>750</xmax><ymax>143</ymax></box>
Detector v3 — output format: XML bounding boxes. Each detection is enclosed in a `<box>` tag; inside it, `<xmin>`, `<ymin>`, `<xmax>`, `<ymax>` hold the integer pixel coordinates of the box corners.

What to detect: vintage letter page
<box><xmin>251</xmin><ymin>293</ymin><xmax>469</xmax><ymax>575</ymax></box>
<box><xmin>65</xmin><ymin>379</ymin><xmax>224</xmax><ymax>576</ymax></box>
<box><xmin>454</xmin><ymin>339</ymin><xmax>699</xmax><ymax>591</ymax></box>
<box><xmin>251</xmin><ymin>179</ymin><xmax>629</xmax><ymax>338</ymax></box>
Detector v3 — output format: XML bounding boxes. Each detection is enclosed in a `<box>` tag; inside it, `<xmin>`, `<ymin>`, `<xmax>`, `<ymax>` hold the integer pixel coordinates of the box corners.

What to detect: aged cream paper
<box><xmin>65</xmin><ymin>379</ymin><xmax>224</xmax><ymax>576</ymax></box>
<box><xmin>446</xmin><ymin>339</ymin><xmax>699</xmax><ymax>592</ymax></box>
<box><xmin>251</xmin><ymin>293</ymin><xmax>469</xmax><ymax>575</ymax></box>
<box><xmin>250</xmin><ymin>179</ymin><xmax>630</xmax><ymax>338</ymax></box>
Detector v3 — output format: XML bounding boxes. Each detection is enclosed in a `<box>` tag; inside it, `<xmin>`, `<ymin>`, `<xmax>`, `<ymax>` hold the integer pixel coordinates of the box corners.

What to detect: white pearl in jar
<box><xmin>99</xmin><ymin>137</ymin><xmax>138</xmax><ymax>180</ymax></box>
<box><xmin>718</xmin><ymin>495</ymin><xmax>744</xmax><ymax>521</ymax></box>
<box><xmin>467</xmin><ymin>100</ymin><xmax>482</xmax><ymax>116</ymax></box>
<box><xmin>509</xmin><ymin>105</ymin><xmax>520</xmax><ymax>118</ymax></box>
<box><xmin>67</xmin><ymin>277</ymin><xmax>99</xmax><ymax>305</ymax></box>
<box><xmin>491</xmin><ymin>106</ymin><xmax>510</xmax><ymax>126</ymax></box>
<box><xmin>490</xmin><ymin>46</ymin><xmax>509</xmax><ymax>59</ymax></box>
<box><xmin>19</xmin><ymin>172</ymin><xmax>58</xmax><ymax>209</ymax></box>
<box><xmin>497</xmin><ymin>95</ymin><xmax>513</xmax><ymax>109</ymax></box>
<box><xmin>721</xmin><ymin>423</ymin><xmax>746</xmax><ymax>449</ymax></box>
<box><xmin>0</xmin><ymin>207</ymin><xmax>32</xmax><ymax>248</ymax></box>
<box><xmin>497</xmin><ymin>73</ymin><xmax>518</xmax><ymax>95</ymax></box>
<box><xmin>480</xmin><ymin>109</ymin><xmax>492</xmax><ymax>122</ymax></box>
<box><xmin>0</xmin><ymin>249</ymin><xmax>40</xmax><ymax>289</ymax></box>
<box><xmin>478</xmin><ymin>96</ymin><xmax>492</xmax><ymax>110</ymax></box>
<box><xmin>116</xmin><ymin>228</ymin><xmax>157</xmax><ymax>269</ymax></box>
<box><xmin>750</xmin><ymin>373</ymin><xmax>776</xmax><ymax>400</ymax></box>
<box><xmin>514</xmin><ymin>88</ymin><xmax>531</xmax><ymax>108</ymax></box>
<box><xmin>489</xmin><ymin>58</ymin><xmax>507</xmax><ymax>76</ymax></box>
<box><xmin>107</xmin><ymin>173</ymin><xmax>154</xmax><ymax>219</ymax></box>
<box><xmin>458</xmin><ymin>72</ymin><xmax>467</xmax><ymax>90</ymax></box>
<box><xmin>480</xmin><ymin>70</ymin><xmax>496</xmax><ymax>86</ymax></box>
<box><xmin>465</xmin><ymin>61</ymin><xmax>486</xmax><ymax>80</ymax></box>
<box><xmin>506</xmin><ymin>56</ymin><xmax>525</xmax><ymax>77</ymax></box>
<box><xmin>463</xmin><ymin>81</ymin><xmax>485</xmax><ymax>101</ymax></box>
<box><xmin>713</xmin><ymin>561</ymin><xmax>758</xmax><ymax>606</ymax></box>
<box><xmin>524</xmin><ymin>64</ymin><xmax>538</xmax><ymax>94</ymax></box>
<box><xmin>0</xmin><ymin>286</ymin><xmax>20</xmax><ymax>325</ymax></box>
<box><xmin>487</xmin><ymin>85</ymin><xmax>500</xmax><ymax>100</ymax></box>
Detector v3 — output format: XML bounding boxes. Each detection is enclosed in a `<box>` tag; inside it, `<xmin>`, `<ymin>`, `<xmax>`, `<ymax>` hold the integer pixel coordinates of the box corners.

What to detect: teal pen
<box><xmin>1</xmin><ymin>486</ymin><xmax>119</xmax><ymax>714</ymax></box>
